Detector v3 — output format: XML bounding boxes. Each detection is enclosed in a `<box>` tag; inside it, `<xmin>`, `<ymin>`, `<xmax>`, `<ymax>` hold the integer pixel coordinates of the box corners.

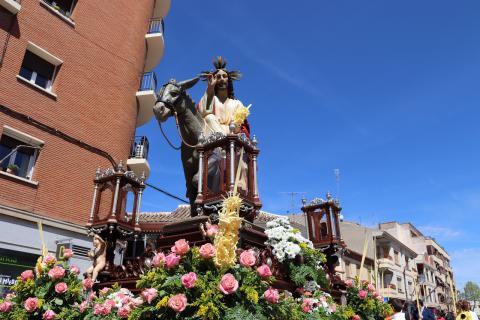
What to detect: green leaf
<box><xmin>54</xmin><ymin>298</ymin><xmax>63</xmax><ymax>305</ymax></box>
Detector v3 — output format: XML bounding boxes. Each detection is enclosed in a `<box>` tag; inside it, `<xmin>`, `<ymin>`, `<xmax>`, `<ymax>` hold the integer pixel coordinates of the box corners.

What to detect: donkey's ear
<box><xmin>178</xmin><ymin>77</ymin><xmax>200</xmax><ymax>90</ymax></box>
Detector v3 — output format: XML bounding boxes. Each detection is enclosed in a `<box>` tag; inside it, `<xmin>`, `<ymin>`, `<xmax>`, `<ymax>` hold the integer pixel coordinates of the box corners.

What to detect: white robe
<box><xmin>197</xmin><ymin>93</ymin><xmax>245</xmax><ymax>136</ymax></box>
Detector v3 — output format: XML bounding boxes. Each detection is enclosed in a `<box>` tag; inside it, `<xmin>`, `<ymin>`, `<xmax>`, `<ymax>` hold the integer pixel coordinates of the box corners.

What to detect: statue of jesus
<box><xmin>198</xmin><ymin>57</ymin><xmax>250</xmax><ymax>137</ymax></box>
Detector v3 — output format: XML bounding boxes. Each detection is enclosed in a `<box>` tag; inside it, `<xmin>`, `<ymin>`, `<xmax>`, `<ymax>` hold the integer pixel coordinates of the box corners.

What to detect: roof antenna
<box><xmin>279</xmin><ymin>192</ymin><xmax>306</xmax><ymax>214</ymax></box>
<box><xmin>334</xmin><ymin>168</ymin><xmax>341</xmax><ymax>200</ymax></box>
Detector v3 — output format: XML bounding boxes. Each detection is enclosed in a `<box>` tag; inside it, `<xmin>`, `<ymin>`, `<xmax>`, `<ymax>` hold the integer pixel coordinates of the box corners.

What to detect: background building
<box><xmin>337</xmin><ymin>221</ymin><xmax>375</xmax><ymax>283</ymax></box>
<box><xmin>0</xmin><ymin>0</ymin><xmax>170</xmax><ymax>295</ymax></box>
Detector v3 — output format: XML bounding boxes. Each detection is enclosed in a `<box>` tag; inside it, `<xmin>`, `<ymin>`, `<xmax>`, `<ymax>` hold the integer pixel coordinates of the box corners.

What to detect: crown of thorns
<box><xmin>199</xmin><ymin>56</ymin><xmax>242</xmax><ymax>81</ymax></box>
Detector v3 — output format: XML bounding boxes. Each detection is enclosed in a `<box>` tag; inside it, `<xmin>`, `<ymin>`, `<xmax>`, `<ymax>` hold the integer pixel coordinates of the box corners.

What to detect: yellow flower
<box><xmin>214</xmin><ymin>195</ymin><xmax>243</xmax><ymax>268</ymax></box>
<box><xmin>155</xmin><ymin>296</ymin><xmax>170</xmax><ymax>310</ymax></box>
<box><xmin>233</xmin><ymin>104</ymin><xmax>250</xmax><ymax>125</ymax></box>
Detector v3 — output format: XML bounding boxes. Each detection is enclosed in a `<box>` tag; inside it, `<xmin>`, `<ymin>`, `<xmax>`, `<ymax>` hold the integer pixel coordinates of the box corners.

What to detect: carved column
<box><xmin>88</xmin><ymin>182</ymin><xmax>99</xmax><ymax>225</ymax></box>
<box><xmin>111</xmin><ymin>176</ymin><xmax>121</xmax><ymax>219</ymax></box>
<box><xmin>197</xmin><ymin>150</ymin><xmax>204</xmax><ymax>200</ymax></box>
<box><xmin>229</xmin><ymin>140</ymin><xmax>235</xmax><ymax>191</ymax></box>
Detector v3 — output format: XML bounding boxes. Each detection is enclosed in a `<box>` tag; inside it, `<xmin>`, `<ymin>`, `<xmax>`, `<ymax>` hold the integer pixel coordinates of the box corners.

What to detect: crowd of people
<box><xmin>387</xmin><ymin>299</ymin><xmax>478</xmax><ymax>320</ymax></box>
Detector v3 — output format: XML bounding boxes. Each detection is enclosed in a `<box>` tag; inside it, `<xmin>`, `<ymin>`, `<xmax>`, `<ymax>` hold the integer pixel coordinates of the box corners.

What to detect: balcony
<box><xmin>153</xmin><ymin>0</ymin><xmax>171</xmax><ymax>18</ymax></box>
<box><xmin>126</xmin><ymin>136</ymin><xmax>150</xmax><ymax>179</ymax></box>
<box><xmin>0</xmin><ymin>0</ymin><xmax>21</xmax><ymax>14</ymax></box>
<box><xmin>144</xmin><ymin>18</ymin><xmax>165</xmax><ymax>71</ymax></box>
<box><xmin>135</xmin><ymin>72</ymin><xmax>157</xmax><ymax>127</ymax></box>
<box><xmin>377</xmin><ymin>257</ymin><xmax>395</xmax><ymax>270</ymax></box>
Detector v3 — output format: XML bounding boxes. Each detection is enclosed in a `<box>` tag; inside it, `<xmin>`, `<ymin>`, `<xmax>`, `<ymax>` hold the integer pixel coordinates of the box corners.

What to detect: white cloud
<box><xmin>418</xmin><ymin>225</ymin><xmax>462</xmax><ymax>238</ymax></box>
<box><xmin>450</xmin><ymin>248</ymin><xmax>480</xmax><ymax>290</ymax></box>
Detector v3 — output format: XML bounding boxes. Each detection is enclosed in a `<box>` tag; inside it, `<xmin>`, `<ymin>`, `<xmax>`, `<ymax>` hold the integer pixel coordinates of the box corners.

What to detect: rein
<box><xmin>157</xmin><ymin>85</ymin><xmax>198</xmax><ymax>150</ymax></box>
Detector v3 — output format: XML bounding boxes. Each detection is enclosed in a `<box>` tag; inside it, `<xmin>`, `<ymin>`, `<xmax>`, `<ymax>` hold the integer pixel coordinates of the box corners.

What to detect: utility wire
<box><xmin>0</xmin><ymin>104</ymin><xmax>189</xmax><ymax>204</ymax></box>
<box><xmin>145</xmin><ymin>183</ymin><xmax>188</xmax><ymax>204</ymax></box>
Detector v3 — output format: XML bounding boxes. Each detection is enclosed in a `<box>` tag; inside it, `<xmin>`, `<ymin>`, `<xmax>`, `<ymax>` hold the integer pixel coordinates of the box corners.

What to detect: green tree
<box><xmin>463</xmin><ymin>281</ymin><xmax>480</xmax><ymax>309</ymax></box>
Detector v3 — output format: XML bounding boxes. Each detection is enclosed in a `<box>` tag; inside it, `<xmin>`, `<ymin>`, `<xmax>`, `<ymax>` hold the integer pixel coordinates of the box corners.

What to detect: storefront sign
<box><xmin>0</xmin><ymin>248</ymin><xmax>38</xmax><ymax>297</ymax></box>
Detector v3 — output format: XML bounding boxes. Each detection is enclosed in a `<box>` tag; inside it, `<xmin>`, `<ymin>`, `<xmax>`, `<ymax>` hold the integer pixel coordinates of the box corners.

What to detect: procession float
<box><xmin>0</xmin><ymin>58</ymin><xmax>393</xmax><ymax>320</ymax></box>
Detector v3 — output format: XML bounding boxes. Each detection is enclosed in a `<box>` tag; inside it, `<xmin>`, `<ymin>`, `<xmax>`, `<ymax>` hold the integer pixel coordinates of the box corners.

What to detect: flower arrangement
<box><xmin>265</xmin><ymin>217</ymin><xmax>328</xmax><ymax>288</ymax></box>
<box><xmin>130</xmin><ymin>239</ymin><xmax>281</xmax><ymax>319</ymax></box>
<box><xmin>0</xmin><ymin>250</ymin><xmax>85</xmax><ymax>320</ymax></box>
<box><xmin>332</xmin><ymin>279</ymin><xmax>393</xmax><ymax>320</ymax></box>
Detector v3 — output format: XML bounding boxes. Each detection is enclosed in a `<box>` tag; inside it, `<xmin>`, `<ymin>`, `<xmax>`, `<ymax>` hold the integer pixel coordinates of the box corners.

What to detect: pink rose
<box><xmin>82</xmin><ymin>278</ymin><xmax>94</xmax><ymax>290</ymax></box>
<box><xmin>63</xmin><ymin>249</ymin><xmax>74</xmax><ymax>259</ymax></box>
<box><xmin>168</xmin><ymin>294</ymin><xmax>187</xmax><ymax>313</ymax></box>
<box><xmin>171</xmin><ymin>239</ymin><xmax>190</xmax><ymax>256</ymax></box>
<box><xmin>48</xmin><ymin>266</ymin><xmax>65</xmax><ymax>280</ymax></box>
<box><xmin>218</xmin><ymin>273</ymin><xmax>239</xmax><ymax>295</ymax></box>
<box><xmin>373</xmin><ymin>291</ymin><xmax>379</xmax><ymax>297</ymax></box>
<box><xmin>152</xmin><ymin>252</ymin><xmax>166</xmax><ymax>268</ymax></box>
<box><xmin>43</xmin><ymin>255</ymin><xmax>56</xmax><ymax>265</ymax></box>
<box><xmin>345</xmin><ymin>279</ymin><xmax>354</xmax><ymax>288</ymax></box>
<box><xmin>117</xmin><ymin>305</ymin><xmax>131</xmax><ymax>318</ymax></box>
<box><xmin>130</xmin><ymin>297</ymin><xmax>143</xmax><ymax>307</ymax></box>
<box><xmin>24</xmin><ymin>297</ymin><xmax>39</xmax><ymax>312</ymax></box>
<box><xmin>88</xmin><ymin>292</ymin><xmax>97</xmax><ymax>301</ymax></box>
<box><xmin>94</xmin><ymin>303</ymin><xmax>111</xmax><ymax>315</ymax></box>
<box><xmin>302</xmin><ymin>298</ymin><xmax>315</xmax><ymax>313</ymax></box>
<box><xmin>0</xmin><ymin>301</ymin><xmax>12</xmax><ymax>313</ymax></box>
<box><xmin>70</xmin><ymin>265</ymin><xmax>80</xmax><ymax>275</ymax></box>
<box><xmin>43</xmin><ymin>310</ymin><xmax>56</xmax><ymax>320</ymax></box>
<box><xmin>331</xmin><ymin>304</ymin><xmax>337</xmax><ymax>313</ymax></box>
<box><xmin>165</xmin><ymin>253</ymin><xmax>181</xmax><ymax>269</ymax></box>
<box><xmin>264</xmin><ymin>287</ymin><xmax>280</xmax><ymax>304</ymax></box>
<box><xmin>206</xmin><ymin>224</ymin><xmax>219</xmax><ymax>237</ymax></box>
<box><xmin>239</xmin><ymin>250</ymin><xmax>256</xmax><ymax>267</ymax></box>
<box><xmin>199</xmin><ymin>243</ymin><xmax>216</xmax><ymax>259</ymax></box>
<box><xmin>367</xmin><ymin>283</ymin><xmax>375</xmax><ymax>292</ymax></box>
<box><xmin>55</xmin><ymin>282</ymin><xmax>68</xmax><ymax>294</ymax></box>
<box><xmin>358</xmin><ymin>290</ymin><xmax>368</xmax><ymax>299</ymax></box>
<box><xmin>104</xmin><ymin>299</ymin><xmax>116</xmax><ymax>308</ymax></box>
<box><xmin>79</xmin><ymin>301</ymin><xmax>88</xmax><ymax>313</ymax></box>
<box><xmin>376</xmin><ymin>295</ymin><xmax>384</xmax><ymax>302</ymax></box>
<box><xmin>21</xmin><ymin>270</ymin><xmax>34</xmax><ymax>281</ymax></box>
<box><xmin>141</xmin><ymin>288</ymin><xmax>158</xmax><ymax>304</ymax></box>
<box><xmin>353</xmin><ymin>315</ymin><xmax>361</xmax><ymax>320</ymax></box>
<box><xmin>181</xmin><ymin>272</ymin><xmax>197</xmax><ymax>289</ymax></box>
<box><xmin>257</xmin><ymin>264</ymin><xmax>272</xmax><ymax>278</ymax></box>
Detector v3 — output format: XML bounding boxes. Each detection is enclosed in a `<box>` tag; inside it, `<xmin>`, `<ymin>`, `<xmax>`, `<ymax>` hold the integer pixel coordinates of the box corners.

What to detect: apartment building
<box><xmin>375</xmin><ymin>228</ymin><xmax>418</xmax><ymax>302</ymax></box>
<box><xmin>0</xmin><ymin>0</ymin><xmax>170</xmax><ymax>295</ymax></box>
<box><xmin>379</xmin><ymin>222</ymin><xmax>456</xmax><ymax>311</ymax></box>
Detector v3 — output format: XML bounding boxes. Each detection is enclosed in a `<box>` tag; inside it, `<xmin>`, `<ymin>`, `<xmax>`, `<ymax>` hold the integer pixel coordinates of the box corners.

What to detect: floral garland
<box><xmin>0</xmin><ymin>219</ymin><xmax>394</xmax><ymax>320</ymax></box>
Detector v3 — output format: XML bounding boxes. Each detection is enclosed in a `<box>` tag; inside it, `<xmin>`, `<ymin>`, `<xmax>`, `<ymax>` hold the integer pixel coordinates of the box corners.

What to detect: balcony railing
<box><xmin>130</xmin><ymin>136</ymin><xmax>149</xmax><ymax>159</ymax></box>
<box><xmin>139</xmin><ymin>72</ymin><xmax>157</xmax><ymax>92</ymax></box>
<box><xmin>148</xmin><ymin>18</ymin><xmax>164</xmax><ymax>34</ymax></box>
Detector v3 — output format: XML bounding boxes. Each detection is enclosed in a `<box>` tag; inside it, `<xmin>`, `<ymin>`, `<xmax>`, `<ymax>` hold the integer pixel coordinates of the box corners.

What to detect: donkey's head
<box><xmin>154</xmin><ymin>77</ymin><xmax>199</xmax><ymax>121</ymax></box>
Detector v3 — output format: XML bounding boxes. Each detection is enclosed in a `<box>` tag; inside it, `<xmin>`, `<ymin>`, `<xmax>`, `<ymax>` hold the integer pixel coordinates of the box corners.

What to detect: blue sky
<box><xmin>137</xmin><ymin>0</ymin><xmax>480</xmax><ymax>289</ymax></box>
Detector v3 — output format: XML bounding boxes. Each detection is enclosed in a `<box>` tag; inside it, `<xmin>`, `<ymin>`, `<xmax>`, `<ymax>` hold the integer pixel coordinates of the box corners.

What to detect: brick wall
<box><xmin>0</xmin><ymin>0</ymin><xmax>155</xmax><ymax>225</ymax></box>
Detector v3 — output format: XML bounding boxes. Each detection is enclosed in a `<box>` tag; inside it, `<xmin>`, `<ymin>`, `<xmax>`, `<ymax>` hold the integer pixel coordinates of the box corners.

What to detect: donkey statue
<box><xmin>153</xmin><ymin>77</ymin><xmax>209</xmax><ymax>217</ymax></box>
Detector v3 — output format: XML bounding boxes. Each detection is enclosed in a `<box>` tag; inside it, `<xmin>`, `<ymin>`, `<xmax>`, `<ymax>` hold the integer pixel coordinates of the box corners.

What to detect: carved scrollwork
<box><xmin>237</xmin><ymin>133</ymin><xmax>254</xmax><ymax>148</ymax></box>
<box><xmin>124</xmin><ymin>171</ymin><xmax>141</xmax><ymax>184</ymax></box>
<box><xmin>96</xmin><ymin>167</ymin><xmax>116</xmax><ymax>180</ymax></box>
<box><xmin>199</xmin><ymin>132</ymin><xmax>226</xmax><ymax>146</ymax></box>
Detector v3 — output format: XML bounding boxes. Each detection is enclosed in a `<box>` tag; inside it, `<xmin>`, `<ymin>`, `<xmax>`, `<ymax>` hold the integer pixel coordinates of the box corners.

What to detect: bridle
<box><xmin>157</xmin><ymin>80</ymin><xmax>197</xmax><ymax>149</ymax></box>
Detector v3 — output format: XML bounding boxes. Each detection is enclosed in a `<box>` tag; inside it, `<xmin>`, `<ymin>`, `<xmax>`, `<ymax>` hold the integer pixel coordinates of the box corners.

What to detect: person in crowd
<box><xmin>389</xmin><ymin>299</ymin><xmax>407</xmax><ymax>320</ymax></box>
<box><xmin>420</xmin><ymin>300</ymin><xmax>437</xmax><ymax>320</ymax></box>
<box><xmin>456</xmin><ymin>300</ymin><xmax>479</xmax><ymax>320</ymax></box>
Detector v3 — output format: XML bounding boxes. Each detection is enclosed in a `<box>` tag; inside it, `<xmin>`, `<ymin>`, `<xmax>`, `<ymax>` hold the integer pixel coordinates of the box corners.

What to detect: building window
<box><xmin>19</xmin><ymin>51</ymin><xmax>56</xmax><ymax>91</ymax></box>
<box><xmin>0</xmin><ymin>126</ymin><xmax>43</xmax><ymax>180</ymax></box>
<box><xmin>43</xmin><ymin>0</ymin><xmax>76</xmax><ymax>17</ymax></box>
<box><xmin>18</xmin><ymin>42</ymin><xmax>63</xmax><ymax>94</ymax></box>
<box><xmin>397</xmin><ymin>276</ymin><xmax>403</xmax><ymax>293</ymax></box>
<box><xmin>394</xmin><ymin>250</ymin><xmax>400</xmax><ymax>264</ymax></box>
